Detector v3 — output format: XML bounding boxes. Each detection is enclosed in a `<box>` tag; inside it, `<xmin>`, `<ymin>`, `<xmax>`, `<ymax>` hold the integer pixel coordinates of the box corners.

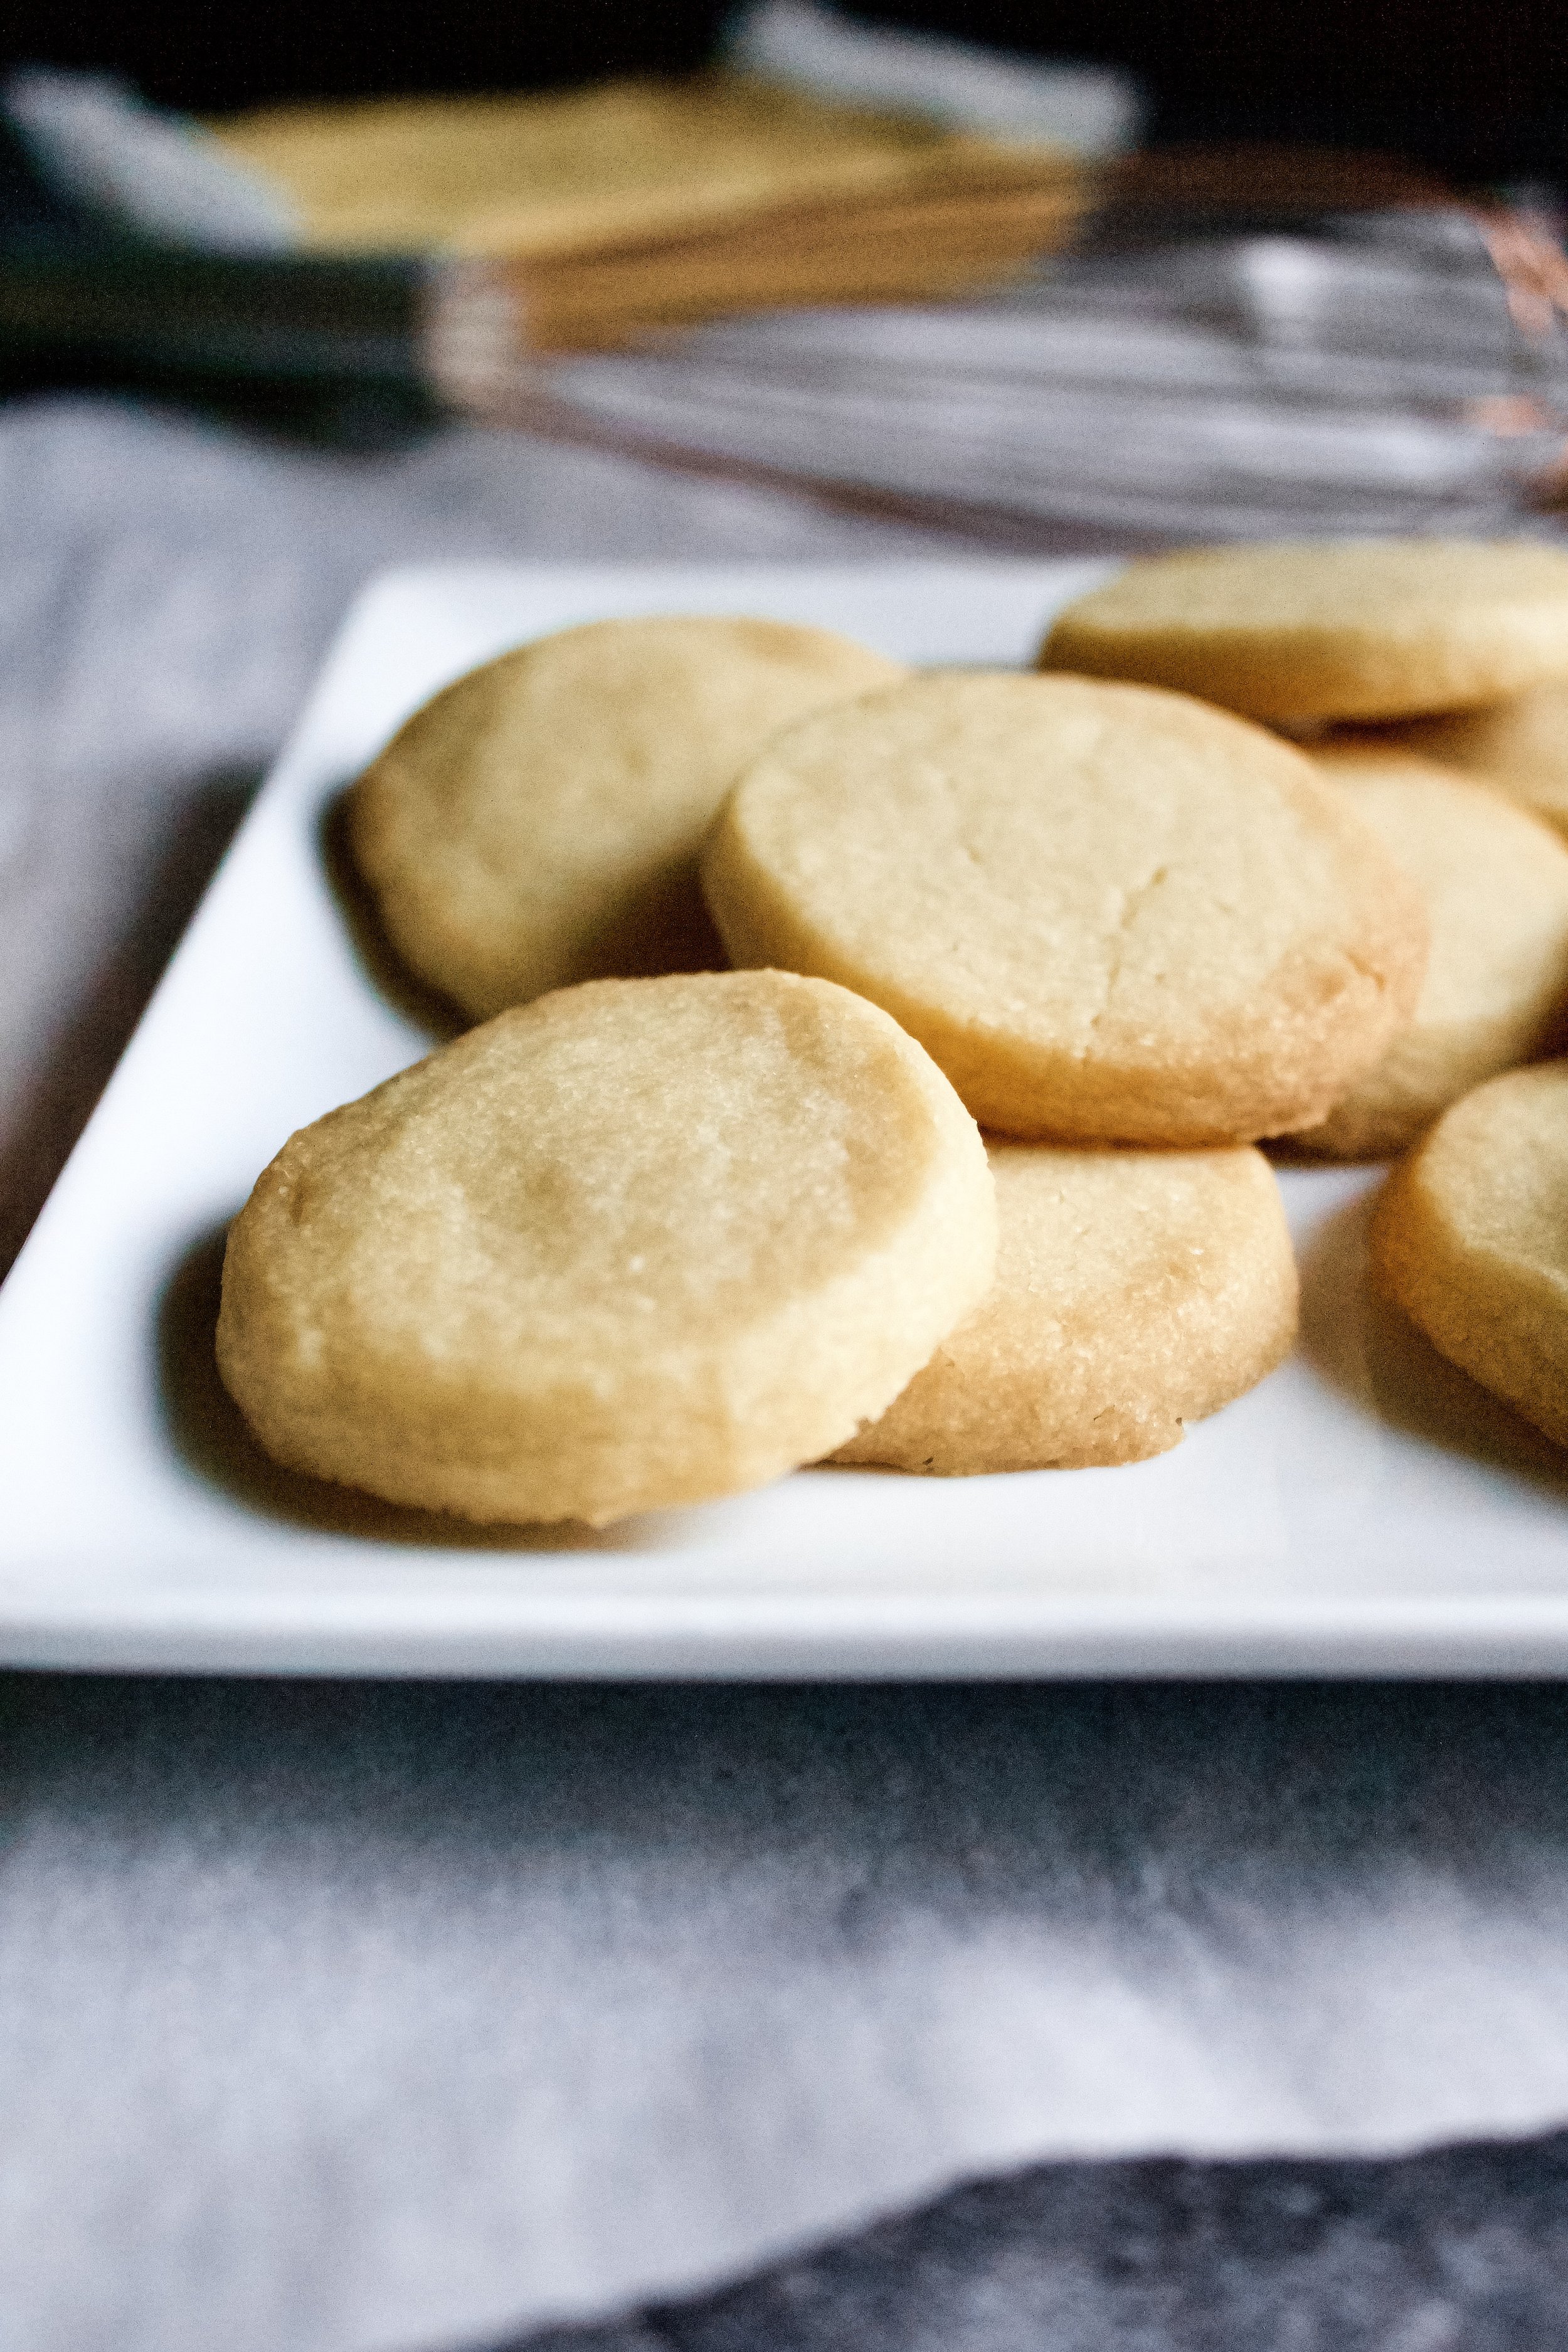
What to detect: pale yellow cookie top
<box><xmin>1309</xmin><ymin>746</ymin><xmax>1568</xmax><ymax>1032</ymax></box>
<box><xmin>224</xmin><ymin>970</ymin><xmax>981</xmax><ymax>1360</ymax></box>
<box><xmin>835</xmin><ymin>1140</ymin><xmax>1297</xmax><ymax>1471</ymax></box>
<box><xmin>1389</xmin><ymin>1061</ymin><xmax>1568</xmax><ymax>1280</ymax></box>
<box><xmin>702</xmin><ymin>669</ymin><xmax>1426</xmax><ymax>1143</ymax></box>
<box><xmin>1370</xmin><ymin>1058</ymin><xmax>1568</xmax><ymax>1447</ymax></box>
<box><xmin>216</xmin><ymin>970</ymin><xmax>995</xmax><ymax>1523</ymax></box>
<box><xmin>1290</xmin><ymin>748</ymin><xmax>1568</xmax><ymax>1155</ymax></box>
<box><xmin>1371</xmin><ymin>682</ymin><xmax>1568</xmax><ymax>832</ymax></box>
<box><xmin>972</xmin><ymin>1138</ymin><xmax>1290</xmax><ymax>1328</ymax></box>
<box><xmin>349</xmin><ymin>614</ymin><xmax>905</xmax><ymax>1019</ymax></box>
<box><xmin>1041</xmin><ymin>539</ymin><xmax>1568</xmax><ymax>722</ymax></box>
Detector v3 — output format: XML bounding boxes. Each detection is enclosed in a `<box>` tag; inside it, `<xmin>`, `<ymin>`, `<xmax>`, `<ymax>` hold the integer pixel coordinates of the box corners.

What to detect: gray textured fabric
<box><xmin>506</xmin><ymin>2131</ymin><xmax>1568</xmax><ymax>2350</ymax></box>
<box><xmin>8</xmin><ymin>1676</ymin><xmax>1568</xmax><ymax>2352</ymax></box>
<box><xmin>4</xmin><ymin>391</ymin><xmax>1568</xmax><ymax>2352</ymax></box>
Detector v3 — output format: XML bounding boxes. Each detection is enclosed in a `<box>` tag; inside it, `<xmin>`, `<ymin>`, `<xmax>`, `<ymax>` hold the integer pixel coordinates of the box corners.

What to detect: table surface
<box><xmin>4</xmin><ymin>390</ymin><xmax>1568</xmax><ymax>2352</ymax></box>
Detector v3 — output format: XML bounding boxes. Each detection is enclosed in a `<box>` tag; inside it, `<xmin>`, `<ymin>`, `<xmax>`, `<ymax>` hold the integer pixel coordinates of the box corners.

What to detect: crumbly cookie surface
<box><xmin>1291</xmin><ymin>748</ymin><xmax>1568</xmax><ymax>1158</ymax></box>
<box><xmin>349</xmin><ymin>615</ymin><xmax>905</xmax><ymax>1020</ymax></box>
<box><xmin>1370</xmin><ymin>1061</ymin><xmax>1568</xmax><ymax>1448</ymax></box>
<box><xmin>1040</xmin><ymin>540</ymin><xmax>1568</xmax><ymax>723</ymax></box>
<box><xmin>1367</xmin><ymin>682</ymin><xmax>1568</xmax><ymax>838</ymax></box>
<box><xmin>216</xmin><ymin>970</ymin><xmax>995</xmax><ymax>1525</ymax></box>
<box><xmin>833</xmin><ymin>1140</ymin><xmax>1298</xmax><ymax>1473</ymax></box>
<box><xmin>702</xmin><ymin>670</ymin><xmax>1427</xmax><ymax>1145</ymax></box>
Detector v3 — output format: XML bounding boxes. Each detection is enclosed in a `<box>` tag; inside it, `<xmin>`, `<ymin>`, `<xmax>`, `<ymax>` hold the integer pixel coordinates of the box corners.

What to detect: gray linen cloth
<box><xmin>508</xmin><ymin>2127</ymin><xmax>1568</xmax><ymax>2349</ymax></box>
<box><xmin>9</xmin><ymin>1673</ymin><xmax>1568</xmax><ymax>2352</ymax></box>
<box><xmin>4</xmin><ymin>390</ymin><xmax>1568</xmax><ymax>2352</ymax></box>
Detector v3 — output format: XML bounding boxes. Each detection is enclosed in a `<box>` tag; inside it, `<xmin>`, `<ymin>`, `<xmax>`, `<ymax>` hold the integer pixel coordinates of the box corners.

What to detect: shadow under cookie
<box><xmin>319</xmin><ymin>790</ymin><xmax>468</xmax><ymax>1043</ymax></box>
<box><xmin>1296</xmin><ymin>1184</ymin><xmax>1568</xmax><ymax>1492</ymax></box>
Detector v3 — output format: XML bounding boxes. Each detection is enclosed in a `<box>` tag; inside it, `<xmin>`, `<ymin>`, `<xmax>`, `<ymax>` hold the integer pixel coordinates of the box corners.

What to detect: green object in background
<box><xmin>0</xmin><ymin>233</ymin><xmax>426</xmax><ymax>381</ymax></box>
<box><xmin>0</xmin><ymin>115</ymin><xmax>444</xmax><ymax>435</ymax></box>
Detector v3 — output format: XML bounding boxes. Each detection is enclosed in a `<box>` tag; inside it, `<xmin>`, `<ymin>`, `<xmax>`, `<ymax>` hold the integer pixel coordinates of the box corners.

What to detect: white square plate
<box><xmin>3</xmin><ymin>561</ymin><xmax>1567</xmax><ymax>1677</ymax></box>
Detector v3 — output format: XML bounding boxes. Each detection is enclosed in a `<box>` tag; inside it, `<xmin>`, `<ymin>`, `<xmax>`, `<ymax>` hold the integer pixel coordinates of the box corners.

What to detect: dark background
<box><xmin>3</xmin><ymin>1</ymin><xmax>1567</xmax><ymax>180</ymax></box>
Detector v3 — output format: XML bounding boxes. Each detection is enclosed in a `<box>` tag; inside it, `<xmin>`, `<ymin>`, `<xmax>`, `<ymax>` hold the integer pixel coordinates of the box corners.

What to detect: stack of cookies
<box><xmin>1041</xmin><ymin>541</ymin><xmax>1568</xmax><ymax>1453</ymax></box>
<box><xmin>218</xmin><ymin>543</ymin><xmax>1568</xmax><ymax>1525</ymax></box>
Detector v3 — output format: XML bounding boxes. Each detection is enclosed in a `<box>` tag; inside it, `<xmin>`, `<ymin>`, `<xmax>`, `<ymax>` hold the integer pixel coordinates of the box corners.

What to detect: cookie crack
<box><xmin>1089</xmin><ymin>862</ymin><xmax>1170</xmax><ymax>1033</ymax></box>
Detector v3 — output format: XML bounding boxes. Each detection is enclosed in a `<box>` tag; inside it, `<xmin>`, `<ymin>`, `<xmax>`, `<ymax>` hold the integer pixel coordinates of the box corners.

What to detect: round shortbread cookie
<box><xmin>216</xmin><ymin>970</ymin><xmax>995</xmax><ymax>1527</ymax></box>
<box><xmin>348</xmin><ymin>616</ymin><xmax>906</xmax><ymax>1020</ymax></box>
<box><xmin>833</xmin><ymin>1140</ymin><xmax>1298</xmax><ymax>1473</ymax></box>
<box><xmin>1370</xmin><ymin>1061</ymin><xmax>1568</xmax><ymax>1448</ymax></box>
<box><xmin>701</xmin><ymin>670</ymin><xmax>1428</xmax><ymax>1145</ymax></box>
<box><xmin>1365</xmin><ymin>683</ymin><xmax>1568</xmax><ymax>839</ymax></box>
<box><xmin>1039</xmin><ymin>540</ymin><xmax>1568</xmax><ymax>724</ymax></box>
<box><xmin>1291</xmin><ymin>747</ymin><xmax>1568</xmax><ymax>1159</ymax></box>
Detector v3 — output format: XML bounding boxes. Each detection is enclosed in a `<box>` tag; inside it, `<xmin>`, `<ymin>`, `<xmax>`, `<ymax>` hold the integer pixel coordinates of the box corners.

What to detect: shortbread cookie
<box><xmin>1040</xmin><ymin>540</ymin><xmax>1568</xmax><ymax>723</ymax></box>
<box><xmin>216</xmin><ymin>971</ymin><xmax>995</xmax><ymax>1526</ymax></box>
<box><xmin>1370</xmin><ymin>1061</ymin><xmax>1568</xmax><ymax>1447</ymax></box>
<box><xmin>349</xmin><ymin>616</ymin><xmax>906</xmax><ymax>1020</ymax></box>
<box><xmin>1291</xmin><ymin>748</ymin><xmax>1568</xmax><ymax>1158</ymax></box>
<box><xmin>834</xmin><ymin>1140</ymin><xmax>1298</xmax><ymax>1473</ymax></box>
<box><xmin>701</xmin><ymin>670</ymin><xmax>1428</xmax><ymax>1145</ymax></box>
<box><xmin>1370</xmin><ymin>682</ymin><xmax>1568</xmax><ymax>839</ymax></box>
